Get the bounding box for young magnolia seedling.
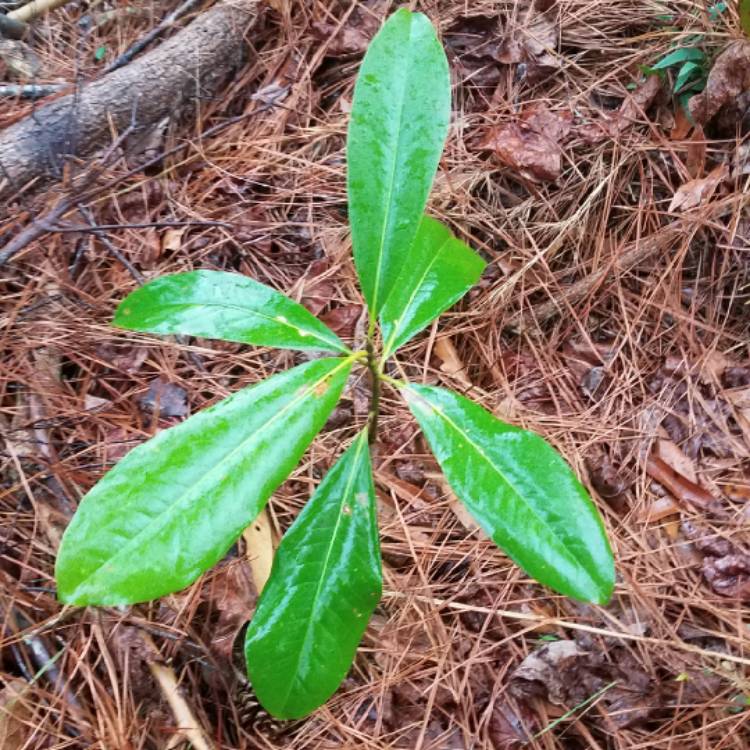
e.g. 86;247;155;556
56;9;614;721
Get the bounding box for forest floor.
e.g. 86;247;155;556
0;1;748;748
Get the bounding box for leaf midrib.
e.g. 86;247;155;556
277;432;370;714
409;387;598;588
73;359;352;595
121;300;345;352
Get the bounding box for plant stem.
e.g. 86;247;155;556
365;339;381;445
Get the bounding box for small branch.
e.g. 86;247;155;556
104;0;203;74
47;219;231;233
0;13;28;39
0;83;66;98
76;204;144;284
149;661;215;750
7;0;73;23
0;194;76;265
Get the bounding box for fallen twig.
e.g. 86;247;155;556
0;83;65;98
104;0;204;74
0;12;28;38
7;0;73;23
147;654;215;750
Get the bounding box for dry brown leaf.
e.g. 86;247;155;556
646;454;719;512
434;336;472;386
668;163;728;213
479;107;571;182
702;554;750;600
725;483;750;502
161;227;186;253
205;561;257;663
669;107;692;139
480;123;562;181
655;438;697;483
685;125;706;178
511;640;588;705
689;40;750;125
139;378;188;418
488;698;534;749
241;506;277;594
312;11;380;57
319;303;363;339
644;496;681;523
581;75;661;144
510;640;661;729
0;679;32;749
495;1;559;75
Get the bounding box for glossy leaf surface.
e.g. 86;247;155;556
379;216;485;359
245;430;381;719
56;358;353;605
403;384;614;604
651;47;705;70
347;8;450;316
113;270;348;353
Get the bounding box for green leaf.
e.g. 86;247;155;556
709;1;728;22
113;270;348;354
741;0;750;37
55;357;353;605
347;8;451;317
673;62;703;93
379;216;485;360
245;429;381;719
651;47;705;71
403;384;614;604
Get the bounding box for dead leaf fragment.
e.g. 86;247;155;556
205;562;257;663
656;439;697;483
581;75;661;144
139;378;188;418
702;554;750;600
495;1;559;77
312;11;380;57
319;304;362;339
434;336;472;386
510;640;661;728
511;640;588;705
689;41;750;126
681;521;750;599
646;454;719;512
644;496;681;523
668;164;728;213
488;698;534;749
161;227;186;253
479;107;572;182
241;507;277;594
0;679;32;749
